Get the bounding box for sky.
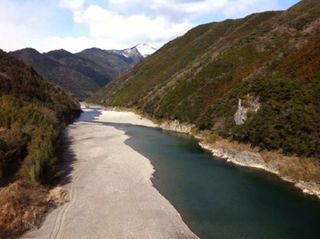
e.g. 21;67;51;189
0;0;300;53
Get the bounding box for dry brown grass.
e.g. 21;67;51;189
277;157;320;183
0;180;49;239
208;137;260;153
255;150;320;183
197;130;221;144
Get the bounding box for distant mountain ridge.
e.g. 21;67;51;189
10;43;156;99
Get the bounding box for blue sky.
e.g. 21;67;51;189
0;0;300;52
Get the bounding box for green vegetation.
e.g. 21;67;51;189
211;77;320;157
91;0;320;158
0;50;80;185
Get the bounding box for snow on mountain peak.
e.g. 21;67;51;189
112;43;157;58
121;47;140;58
135;43;157;57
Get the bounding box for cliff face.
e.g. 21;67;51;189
234;99;248;126
234;96;260;125
160;120;194;134
91;0;320;158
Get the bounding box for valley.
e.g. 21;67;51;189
22;107;320;239
1;0;320;238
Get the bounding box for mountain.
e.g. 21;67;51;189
10;45;147;99
76;47;142;78
0;50;80;237
135;43;157;57
45;49;108;87
10;48;101;99
91;0;320;159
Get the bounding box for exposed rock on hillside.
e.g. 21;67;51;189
234;96;260;125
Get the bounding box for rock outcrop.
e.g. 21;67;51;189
199;142;279;174
160;120;194;134
234;99;248;125
234;96;260;125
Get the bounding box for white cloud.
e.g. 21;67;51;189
56;0;282;51
74;5;191;48
0;0;294;53
0;0;57;52
108;0;281;20
55;1;193;51
59;0;84;12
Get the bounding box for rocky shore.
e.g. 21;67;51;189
198;141;320;199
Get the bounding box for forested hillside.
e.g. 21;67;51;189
91;0;320;158
0;50;81;237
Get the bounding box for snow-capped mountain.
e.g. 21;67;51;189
121;47;141;58
111;43;157;59
135;43;157;57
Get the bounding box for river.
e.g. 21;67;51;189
122;121;320;239
22;108;320;239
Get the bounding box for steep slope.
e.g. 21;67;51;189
91;0;320;158
0;50;80;237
